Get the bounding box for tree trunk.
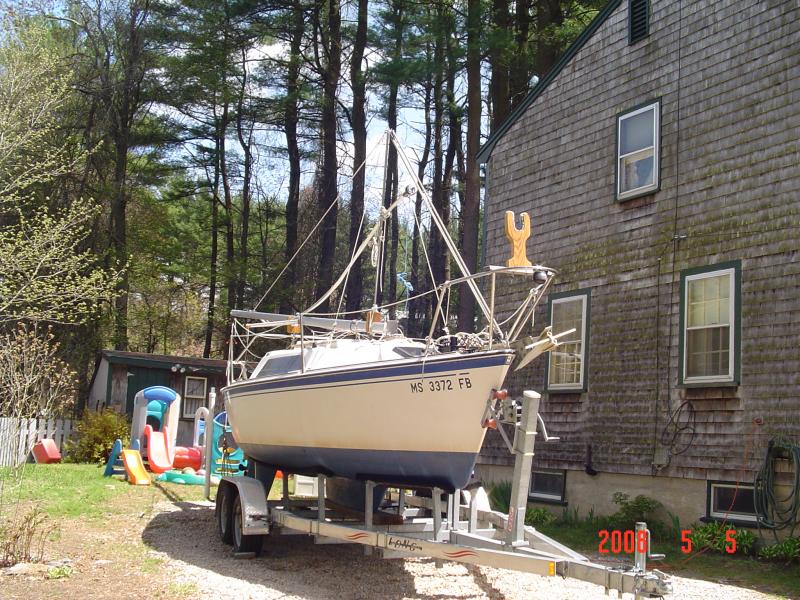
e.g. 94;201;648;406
534;0;564;78
381;0;402;317
460;0;482;331
235;47;252;311
220;100;235;320
314;0;341;313
204;128;221;358
345;0;369;313
510;0;531;108
428;6;447;301
282;0;304;313
111;133;129;350
408;75;432;337
441;27;459;294
489;0;511;131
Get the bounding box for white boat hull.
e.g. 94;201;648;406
223;350;513;490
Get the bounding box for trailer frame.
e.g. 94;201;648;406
210;389;672;599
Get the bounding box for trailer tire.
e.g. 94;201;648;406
216;484;234;545
232;494;263;555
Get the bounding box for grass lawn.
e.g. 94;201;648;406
537;520;800;599
0;463;209;519
0;463;292;599
0;463;290;520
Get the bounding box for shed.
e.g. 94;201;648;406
88;350;227;446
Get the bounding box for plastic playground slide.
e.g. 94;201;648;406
121;449;151;485
143;425;174;474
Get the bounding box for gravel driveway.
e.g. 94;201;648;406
142;501;783;600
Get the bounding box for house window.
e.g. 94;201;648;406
547;290;590;391
183;376;207;419
706;481;757;524
529;470;566;503
629;0;649;44
680;262;740;385
616;101;659;200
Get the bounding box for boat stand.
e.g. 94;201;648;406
216;390;671;598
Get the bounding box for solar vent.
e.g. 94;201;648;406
629;0;649;44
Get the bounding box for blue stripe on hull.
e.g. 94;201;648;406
239;444;478;492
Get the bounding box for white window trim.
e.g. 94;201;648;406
183;376;207;418
683;268;736;384
617;102;660;200
529;470;565;502
548;294;588;391
709;482;757;523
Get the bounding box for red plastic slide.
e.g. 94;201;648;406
143;425;174;474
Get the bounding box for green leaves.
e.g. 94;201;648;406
0;200;120;325
63;410;130;464
0;19;119;326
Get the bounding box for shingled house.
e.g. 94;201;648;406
476;0;799;525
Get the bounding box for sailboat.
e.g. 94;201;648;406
222;130;565;492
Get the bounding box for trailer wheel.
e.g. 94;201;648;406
216;484;234;545
232;494;263;555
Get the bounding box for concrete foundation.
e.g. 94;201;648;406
475;465;708;527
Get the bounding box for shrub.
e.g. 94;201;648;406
558;506;582;526
488;481;512;513
665;510;683;543
758;537;800;563
0;507;55;567
486;482;556;527
525;507;556;527
608;493;663;531
64;409;129;464
689;522;756;556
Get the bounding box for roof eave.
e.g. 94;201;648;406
101;350;227;373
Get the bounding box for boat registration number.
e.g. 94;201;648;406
410;377;471;393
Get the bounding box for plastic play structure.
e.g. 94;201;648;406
32;439;61;463
130;386;181;473
105;385;211;485
121;448;151;485
209;411;247;477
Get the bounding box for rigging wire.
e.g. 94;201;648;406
254;131;389;310
410;189;443;318
254;185;341;309
304;287;440;317
334;194;370;319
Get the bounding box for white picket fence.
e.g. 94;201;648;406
0;417;73;467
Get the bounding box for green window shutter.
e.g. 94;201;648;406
629;0;649;44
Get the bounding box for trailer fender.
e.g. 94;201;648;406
218;476;271;536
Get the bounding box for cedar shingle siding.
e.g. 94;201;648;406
481;0;799;483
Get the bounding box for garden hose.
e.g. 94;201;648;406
753;439;800;536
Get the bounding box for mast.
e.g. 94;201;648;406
388;131;499;335
302;129;501;339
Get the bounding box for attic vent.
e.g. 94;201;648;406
629;0;649;44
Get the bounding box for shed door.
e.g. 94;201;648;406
125;367;172;415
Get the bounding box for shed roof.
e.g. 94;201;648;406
476;0;622;164
101;350;227;374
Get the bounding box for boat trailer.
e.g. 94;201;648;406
212;390;672;599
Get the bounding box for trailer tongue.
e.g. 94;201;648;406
209;388;672;599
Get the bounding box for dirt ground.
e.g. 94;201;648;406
1;496;790;600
